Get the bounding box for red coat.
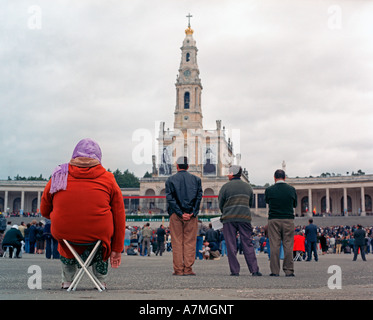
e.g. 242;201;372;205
41;164;125;261
293;234;306;252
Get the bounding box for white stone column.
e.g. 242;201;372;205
308;189;312;217
326;188;330;215
361;187;366;216
37;191;41;214
255;193;258;210
4;191;8;214
21;191;25;213
343;188;348;216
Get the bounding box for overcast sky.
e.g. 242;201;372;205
1;0;373;186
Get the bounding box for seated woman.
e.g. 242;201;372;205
41;138;125;289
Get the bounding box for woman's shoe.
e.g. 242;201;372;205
61;282;71;289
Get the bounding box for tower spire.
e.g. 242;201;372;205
185;13;194;35
186;13;193;28
174;15;203;130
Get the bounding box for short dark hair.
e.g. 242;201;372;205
176;156;189;170
309;219;313;224
229;165;242;178
274;169;286;180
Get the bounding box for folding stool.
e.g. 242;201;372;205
293;250;303;261
2;245;14;258
62;239;106;292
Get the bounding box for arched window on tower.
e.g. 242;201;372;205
186;52;190;62
184;92;190;109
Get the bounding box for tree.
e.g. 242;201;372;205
10;174;47;181
111;169;140;188
352;169;365;176
143;171;152;178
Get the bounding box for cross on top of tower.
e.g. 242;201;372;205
186;13;193;27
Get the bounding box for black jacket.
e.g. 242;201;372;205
165;170;203;217
205;228;219;243
353;228;366;246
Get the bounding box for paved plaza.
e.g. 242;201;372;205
1;249;372;301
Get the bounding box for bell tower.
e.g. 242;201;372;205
174;14;203;131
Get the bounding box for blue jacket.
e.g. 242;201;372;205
28;225;38;242
305;223;318;242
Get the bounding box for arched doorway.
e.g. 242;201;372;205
340;195;352;214
203;188;216;212
321;196;332;214
13;198;21;213
159;189;166;213
301;196;309;214
363;195;372;214
144;189;156;213
32;198;38;213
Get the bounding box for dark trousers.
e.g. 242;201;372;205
29;241;36;253
306;241;318;261
353;245;366;261
2;243;21;258
45;237;60;259
196;236;203;260
155;241;165;256
223;221;259;275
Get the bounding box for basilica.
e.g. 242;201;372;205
138;19;246;215
1;19;372;218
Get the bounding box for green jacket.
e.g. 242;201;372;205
218;178;253;224
3;228;24;246
265;181;297;220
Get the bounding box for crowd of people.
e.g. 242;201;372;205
2;140;371;292
2;213;372;262
0;217;59;258
122;220;373;263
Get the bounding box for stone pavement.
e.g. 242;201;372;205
1;250;372;301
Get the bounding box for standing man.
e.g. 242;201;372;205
166;156;203;276
265;169;297;277
305;219;319;261
155;225;166;256
141;223;153;256
205;223;219;244
353;224;367;261
219;165;262;276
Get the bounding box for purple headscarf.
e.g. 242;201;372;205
49;138;102;194
71;138;102;162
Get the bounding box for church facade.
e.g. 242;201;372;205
138;21;246;215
